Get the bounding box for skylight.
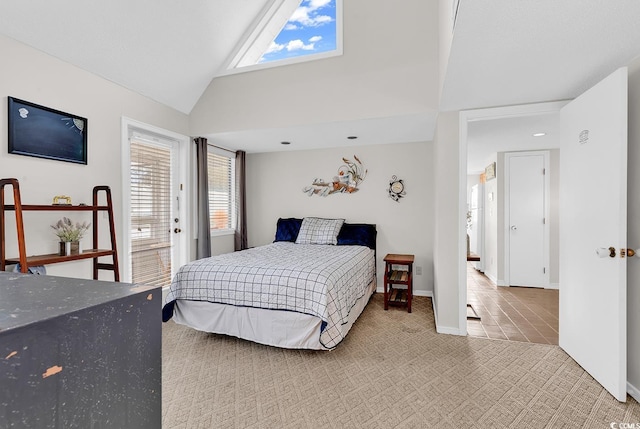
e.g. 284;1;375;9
225;0;341;73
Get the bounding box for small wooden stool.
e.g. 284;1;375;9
383;253;414;313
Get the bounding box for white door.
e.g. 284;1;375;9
129;134;182;287
507;153;548;287
559;67;627;401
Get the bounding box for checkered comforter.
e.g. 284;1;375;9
163;242;376;349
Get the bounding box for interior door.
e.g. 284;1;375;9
508;153;547;287
559;67;627;401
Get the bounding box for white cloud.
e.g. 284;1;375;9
290;9;333;27
284;23;298;31
289;0;334;27
286;39;316;51
309;36;322;43
265;41;285;54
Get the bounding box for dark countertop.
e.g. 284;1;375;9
0;271;158;332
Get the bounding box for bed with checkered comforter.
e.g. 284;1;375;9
162;242;376;349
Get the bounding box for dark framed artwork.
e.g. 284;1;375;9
7;97;87;165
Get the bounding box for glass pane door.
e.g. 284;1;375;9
130;138;173;287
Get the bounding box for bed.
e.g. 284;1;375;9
162;217;377;350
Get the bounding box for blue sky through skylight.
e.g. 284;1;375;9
259;0;337;64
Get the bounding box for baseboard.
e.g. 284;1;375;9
375;288;433;298
628;381;640;403
436;324;465;335
431;298;465;335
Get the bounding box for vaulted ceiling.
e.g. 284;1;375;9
1;0;639;154
0;0;273;114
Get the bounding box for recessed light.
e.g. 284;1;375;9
533;132;546;137
280;141;291;145
347;136;358;140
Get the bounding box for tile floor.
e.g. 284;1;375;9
466;263;559;344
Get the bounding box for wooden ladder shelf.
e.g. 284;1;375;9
0;178;120;281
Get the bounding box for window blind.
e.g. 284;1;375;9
130;139;173;287
207;151;235;230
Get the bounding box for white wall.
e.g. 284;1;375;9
433;111;463;333
0;35;189;280
190;0;439;135
246;142;434;294
626;56;640;398
438;0;457;101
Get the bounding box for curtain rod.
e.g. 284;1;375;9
210;144;236;154
194;137;236;154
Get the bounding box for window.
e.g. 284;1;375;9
207;148;235;232
224;0;342;74
130;137;174;287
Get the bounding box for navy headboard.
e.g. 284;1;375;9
274;217;377;250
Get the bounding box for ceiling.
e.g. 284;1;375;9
0;0;272;114
1;0;639;154
466;113;560;174
442;0;640;111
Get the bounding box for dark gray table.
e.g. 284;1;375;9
0;272;161;428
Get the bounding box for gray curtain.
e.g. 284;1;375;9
234;150;248;251
195;137;211;259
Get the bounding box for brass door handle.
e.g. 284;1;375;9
596;247;640;258
620;248;639;258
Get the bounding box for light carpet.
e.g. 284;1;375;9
162;295;640;428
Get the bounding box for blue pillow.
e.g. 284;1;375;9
274;218;303;242
337;223;377;249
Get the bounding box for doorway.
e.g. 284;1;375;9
121;117;190;287
462;102;564;344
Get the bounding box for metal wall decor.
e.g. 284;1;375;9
388;175;405;202
303;155;367;197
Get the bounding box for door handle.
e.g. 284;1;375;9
174;228;182;234
620;248;639;258
510;225;517;230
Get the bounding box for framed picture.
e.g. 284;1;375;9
485;162;496;180
8;97;87;165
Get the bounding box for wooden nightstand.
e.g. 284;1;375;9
383;253;414;313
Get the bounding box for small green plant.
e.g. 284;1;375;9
51;217;90;242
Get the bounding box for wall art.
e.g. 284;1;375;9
8;97;87;165
388;175;406;202
485;162;496;180
303;155;367;197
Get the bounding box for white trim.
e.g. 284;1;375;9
459;102;568;336
218;0;343;77
503;150;551;288
628;381;640;403
375;288;432;298
547;282;559;290
431;292;466;336
121;117;190;283
414;289;433;297
437;325;466;336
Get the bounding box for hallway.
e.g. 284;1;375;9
466;263;558;344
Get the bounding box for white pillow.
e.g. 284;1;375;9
295;217;345;245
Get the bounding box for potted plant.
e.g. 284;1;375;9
51;217;91;255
